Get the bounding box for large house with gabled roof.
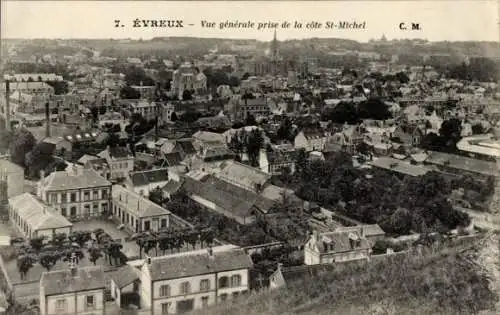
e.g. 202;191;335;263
138;245;252;314
37;167;112;219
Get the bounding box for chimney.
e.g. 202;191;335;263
45;102;50;137
5;81;10;131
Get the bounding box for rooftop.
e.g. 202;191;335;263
148;245;252;281
41;168;111;191
112;185;171;218
40;266;106;296
9;193;72;231
130;168;169;187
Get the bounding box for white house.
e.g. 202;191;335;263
304;229;372;265
294;130;329;152
40;264;106;315
139;245;253;314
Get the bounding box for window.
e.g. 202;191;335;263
50;193;58;203
102;189;108;199
61;207;67;217
161;302;171;315
93;203;99;215
201;296;209;307
160;284;171;297
93;190;99;200
70;207;77;216
61;193;67;203
219;294;228;302
84;205;90;216
232;292;239;300
70;192;77;202
84;191;90;201
230;275;241;287
102;203;108;213
144;220;150;231
200;279;210;291
86;295;95;309
56;299;67;312
161;219;167;228
180;281;191;294
218;276;229;288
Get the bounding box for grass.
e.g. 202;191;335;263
194;238;498;315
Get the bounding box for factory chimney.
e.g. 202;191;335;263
45;102;50;137
5;81;10;131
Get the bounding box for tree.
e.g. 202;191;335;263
9;129;36;167
120;86;141;99
182;89;193;101
69;231;92;248
471;123;485;135
29;237;45;253
39;252;60;272
277;117;295;142
17;255;34;280
439;118;462;152
245;114;257;126
295;148;308;174
245;129;264;167
88;246;103;265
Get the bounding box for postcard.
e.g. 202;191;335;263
0;1;499;315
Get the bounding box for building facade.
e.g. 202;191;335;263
139;245;252;315
37;167;112;219
40;265;106;315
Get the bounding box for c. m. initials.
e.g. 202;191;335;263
399;22;421;31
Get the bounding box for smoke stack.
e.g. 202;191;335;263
5;81;10;131
45;102;50;137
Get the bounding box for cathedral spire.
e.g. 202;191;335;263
271;30;278;59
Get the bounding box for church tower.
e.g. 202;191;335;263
271;30;280;76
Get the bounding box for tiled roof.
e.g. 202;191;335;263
163;152;183;166
315;230;371;254
112;185;170;218
9;193;72;231
41;169;111;191
192;131;226;144
40;266;105;296
426;151;499;177
78;154;100;164
334;224;385;238
149;246;252;281
110;265;140;289
130;169;169;187
162;180;183;194
176;140;197;155
215;161;271;192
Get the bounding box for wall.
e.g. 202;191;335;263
46;292;76;315
152;273;217;314
75;289;104;315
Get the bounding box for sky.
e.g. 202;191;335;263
2;1;499;42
